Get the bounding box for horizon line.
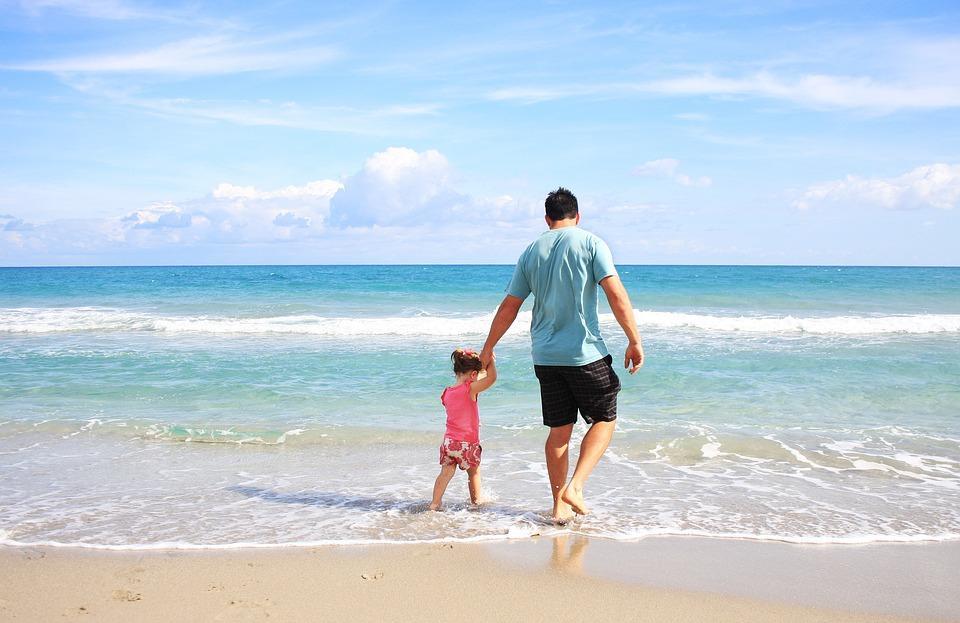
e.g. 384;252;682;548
1;263;958;269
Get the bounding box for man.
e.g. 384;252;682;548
480;187;643;522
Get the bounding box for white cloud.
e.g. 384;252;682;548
328;147;469;227
213;180;342;201
122;202;192;229
644;72;960;112
104;178;343;246
272;212;311;228
49;79;440;134
633;158;712;187
674;112;709;121
136;98;440;134
7;34;339;75
201;179;340;238
793;164;960;211
488;69;960;113
0;147;590;263
633;158;680;177
60;154;473;252
1;214;35;231
487;86;595;104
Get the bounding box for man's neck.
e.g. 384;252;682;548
548;219;578;230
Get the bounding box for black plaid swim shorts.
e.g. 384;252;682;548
534;354;621;427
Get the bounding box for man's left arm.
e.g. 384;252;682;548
600;275;644;374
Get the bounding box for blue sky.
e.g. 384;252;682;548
1;0;959;265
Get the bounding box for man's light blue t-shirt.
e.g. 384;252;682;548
506;227;618;366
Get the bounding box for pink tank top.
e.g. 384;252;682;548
441;381;480;444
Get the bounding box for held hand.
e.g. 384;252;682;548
480;347;495;369
624;343;644;375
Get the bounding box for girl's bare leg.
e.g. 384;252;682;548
466;466;482;504
429;464;457;510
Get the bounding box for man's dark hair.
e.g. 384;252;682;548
545;187;579;221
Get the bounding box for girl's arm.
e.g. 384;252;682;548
470;355;497;400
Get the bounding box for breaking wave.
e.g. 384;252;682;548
2;307;959;336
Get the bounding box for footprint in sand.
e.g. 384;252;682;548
214;598;273;621
112;589;142;602
22;549;46;561
360;570;384;581
114;566;146;585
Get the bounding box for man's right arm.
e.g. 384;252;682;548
480;295;524;368
599;275;644;374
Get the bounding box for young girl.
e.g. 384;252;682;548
428;348;497;511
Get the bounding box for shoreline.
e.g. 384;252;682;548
4;529;959;550
2;535;957;622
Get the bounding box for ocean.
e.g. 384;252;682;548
1;265;958;548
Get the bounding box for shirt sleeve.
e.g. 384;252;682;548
505;252;531;300
592;238;618;284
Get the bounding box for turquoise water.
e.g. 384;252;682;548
1;265;958;547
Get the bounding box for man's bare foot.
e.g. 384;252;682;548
552;498;574;524
561;485;589;516
428;502;441;511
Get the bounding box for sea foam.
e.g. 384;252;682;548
2;307;959;336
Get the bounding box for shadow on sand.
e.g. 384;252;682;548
228;485;554;524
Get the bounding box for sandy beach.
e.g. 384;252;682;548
2;536;957;622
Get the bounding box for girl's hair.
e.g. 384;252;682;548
451;348;483;375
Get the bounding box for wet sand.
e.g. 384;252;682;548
1;536;957;622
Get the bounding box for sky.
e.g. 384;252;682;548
1;0;959;266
